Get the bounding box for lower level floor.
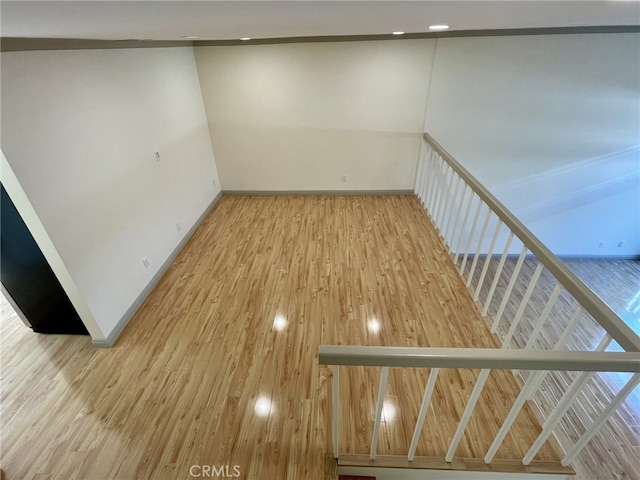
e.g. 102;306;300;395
1;195;635;479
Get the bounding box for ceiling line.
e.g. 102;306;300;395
2;25;639;53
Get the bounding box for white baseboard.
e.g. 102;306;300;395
92;191;223;347
222;189;413;196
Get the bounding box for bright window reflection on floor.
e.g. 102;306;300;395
382;402;396;422
254;396;273;417
273;314;287;332
367;318;381;334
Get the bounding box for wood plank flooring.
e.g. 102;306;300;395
1;195;563;479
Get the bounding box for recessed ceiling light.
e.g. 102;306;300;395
429;25;450;31
240;37;251;41
392;31;405;35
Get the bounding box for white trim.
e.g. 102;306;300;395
338;465;566;480
222;189;413;196
1;150;104;341
92;191;223;347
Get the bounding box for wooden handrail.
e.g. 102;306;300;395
319;345;640;372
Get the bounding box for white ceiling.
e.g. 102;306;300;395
1;1;639;41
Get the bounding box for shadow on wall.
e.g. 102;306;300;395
491;145;639;224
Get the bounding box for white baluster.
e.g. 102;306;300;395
408;368;440;461
453;192;476;264
561;373;640;466
474;219;503;301
420;147;433;203
443;176;462;248
430;157;445;223
523;334;612;465
428;151;441;215
484;370;547;463
466;209;492;288
449;185;469;255
426;152;441;217
553;307;584;351
435;164;454;232
332;365;339;459
524;283;563;350
482;232;514;317
524;306;584;402
445;369;491;462
491;245;528;334
459;201;484;275
502;262;544;347
370;366;390;460
414;147;425;196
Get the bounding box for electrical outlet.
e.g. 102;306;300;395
155;152;161;162
341;174;347;182
212;179;217;188
176;222;181;232
142;257;149;269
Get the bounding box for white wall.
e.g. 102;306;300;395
194;40;435;191
424;33;640;257
1;47;221;340
0;150;103;339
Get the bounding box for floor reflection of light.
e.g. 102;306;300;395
273;314;287;332
254;396;273;417
382;402;396;422
367;318;381;334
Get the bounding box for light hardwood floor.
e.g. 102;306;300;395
2;195;565;479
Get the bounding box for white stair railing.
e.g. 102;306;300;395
416;133;638;354
319;345;639;465
320;133;640;469
414;133;640;467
